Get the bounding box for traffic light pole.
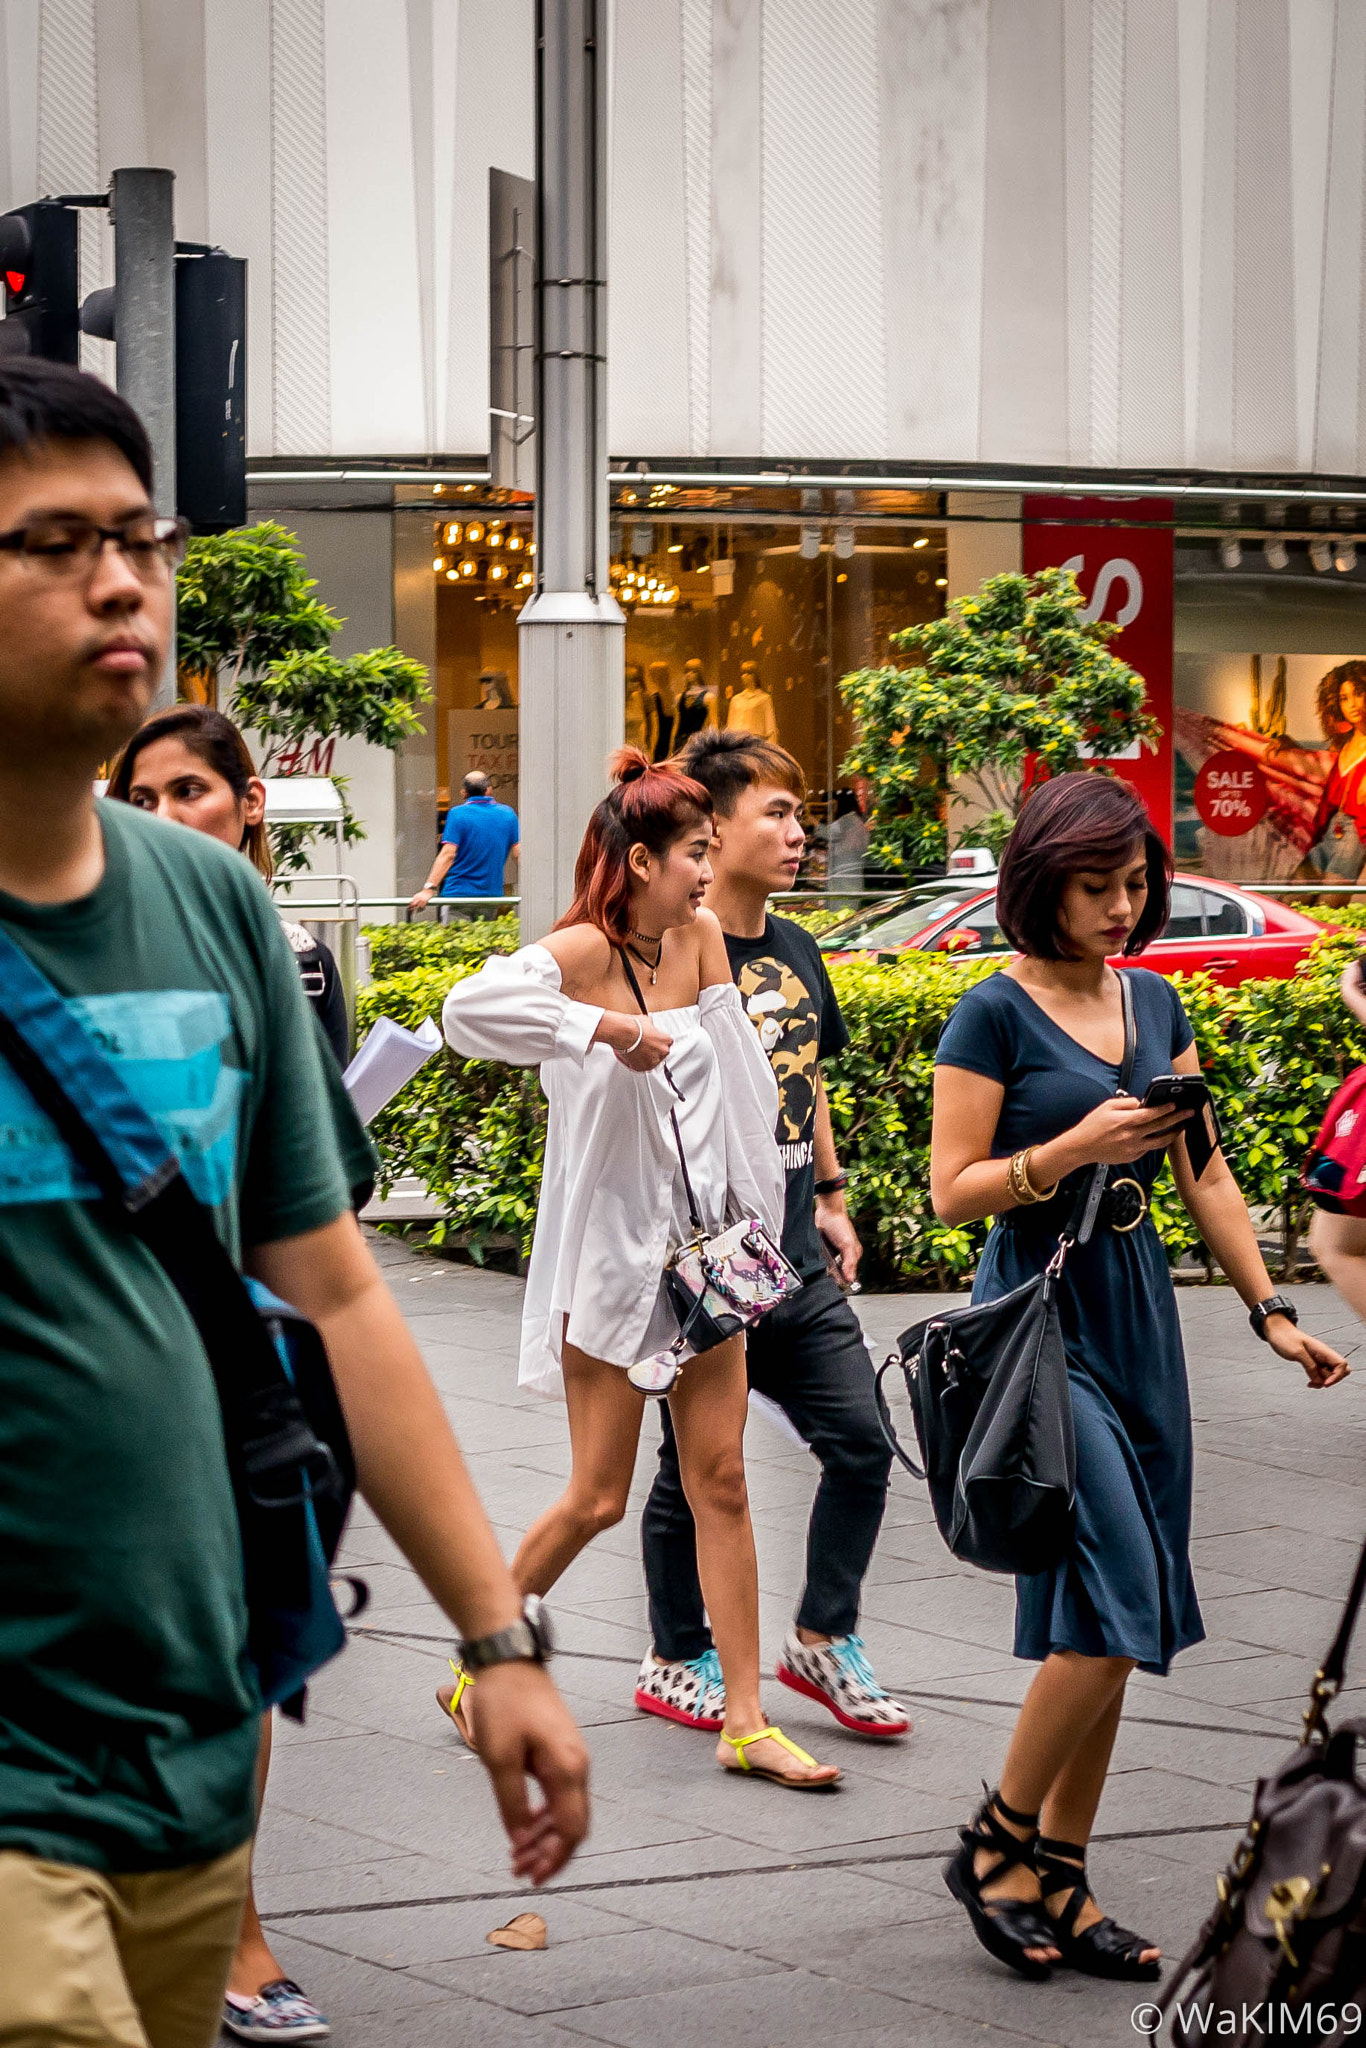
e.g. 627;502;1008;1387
515;0;623;938
112;168;177;708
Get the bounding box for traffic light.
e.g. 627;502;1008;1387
0;202;79;362
175;251;246;531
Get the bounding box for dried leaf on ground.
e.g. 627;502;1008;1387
486;1912;547;1951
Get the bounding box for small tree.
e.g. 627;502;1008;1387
176;523;431;872
839;568;1159;872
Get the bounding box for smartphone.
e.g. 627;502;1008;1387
1139;1074;1220;1180
1140;1074;1209;1114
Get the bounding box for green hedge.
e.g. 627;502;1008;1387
358;921;1366;1285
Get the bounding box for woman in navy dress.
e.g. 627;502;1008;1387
930;773;1348;1986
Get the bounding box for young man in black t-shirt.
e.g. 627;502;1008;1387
635;732;909;1740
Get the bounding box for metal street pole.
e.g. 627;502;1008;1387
516;0;623;938
112;167;177;709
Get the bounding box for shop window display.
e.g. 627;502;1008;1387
425;496;945;835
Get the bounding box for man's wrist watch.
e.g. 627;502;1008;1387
458;1595;555;1672
1250;1294;1299;1342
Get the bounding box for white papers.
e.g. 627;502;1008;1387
342;1015;443;1125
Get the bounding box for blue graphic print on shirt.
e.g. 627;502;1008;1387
0;989;243;1207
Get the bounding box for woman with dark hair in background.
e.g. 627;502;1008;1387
1306;660;1366;883
107;705;350;1067
107;705;354;2041
931;772;1347;1985
438;748;839;1789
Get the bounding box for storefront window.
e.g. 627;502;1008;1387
423;484;946;844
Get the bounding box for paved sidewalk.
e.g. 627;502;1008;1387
253;1237;1366;2048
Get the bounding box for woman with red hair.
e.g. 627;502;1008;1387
439;750;839;1789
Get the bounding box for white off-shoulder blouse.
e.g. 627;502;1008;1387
441;944;784;1397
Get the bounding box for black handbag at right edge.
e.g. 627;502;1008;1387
873;969;1137;1576
1156;1526;1366;2044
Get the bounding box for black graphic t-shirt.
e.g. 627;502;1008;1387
724;913;850;1279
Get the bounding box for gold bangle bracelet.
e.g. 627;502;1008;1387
1020;1149;1059;1203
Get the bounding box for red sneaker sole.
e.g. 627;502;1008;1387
775;1661;910;1738
634;1686;725;1732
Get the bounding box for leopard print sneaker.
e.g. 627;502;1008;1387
633;1646;726;1731
775;1631;911;1738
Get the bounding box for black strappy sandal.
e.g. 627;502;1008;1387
1033;1834;1161;1981
943;1788;1059;1982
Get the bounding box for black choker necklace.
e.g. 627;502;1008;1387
625;930;662;985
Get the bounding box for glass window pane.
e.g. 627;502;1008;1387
1201;890;1248;936
1163;884;1206;940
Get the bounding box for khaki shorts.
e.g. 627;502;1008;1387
0;1840;252;2048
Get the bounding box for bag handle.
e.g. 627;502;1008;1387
1066;967;1137;1250
617;946;707;1239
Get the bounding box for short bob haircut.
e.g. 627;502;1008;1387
554;747;712;945
106;704;273;880
996;771;1172;960
676;727;805;816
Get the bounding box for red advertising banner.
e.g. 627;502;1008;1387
1021;496;1174;840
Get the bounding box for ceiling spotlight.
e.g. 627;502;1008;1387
1310;539;1334;573
433;483;444;494
1267;502;1287;527
489;560;507;580
1264;537;1289;571
445;568;457;581
444;522;462;545
507;533;524;551
488;529;504;547
1336;505;1358;526
432;556;444;572
834;523;856;560
799;523;822;560
1336;541;1358;573
458;556;477;577
913;535;929;549
466;521;484;544
1219;537;1242;570
1219;502;1242;526
630;523;654;555
1311;504;1331;526
934;576;947;588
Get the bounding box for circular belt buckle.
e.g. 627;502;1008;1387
1108;1176;1148;1233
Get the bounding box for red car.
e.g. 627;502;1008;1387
820;875;1330;988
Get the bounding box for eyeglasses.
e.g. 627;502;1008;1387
0;513;190;581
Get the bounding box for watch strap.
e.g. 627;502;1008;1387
1250;1294;1298;1340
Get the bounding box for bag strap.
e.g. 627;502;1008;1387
1303;1522;1366;1742
617;946;706;1240
1066;968;1137;1250
0;926;334;1505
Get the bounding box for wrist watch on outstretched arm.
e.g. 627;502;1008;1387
458;1595;555;1671
1249;1294;1299;1342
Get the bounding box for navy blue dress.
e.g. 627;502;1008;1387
935;969;1205;1677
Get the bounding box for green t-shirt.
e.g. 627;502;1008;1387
0;801;376;1874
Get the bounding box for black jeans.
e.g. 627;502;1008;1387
641;1274;892;1660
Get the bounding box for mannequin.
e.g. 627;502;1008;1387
647;661;675;761
727;660;778;741
624;663;649;750
672;657;718;744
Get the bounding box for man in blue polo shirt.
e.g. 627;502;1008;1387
410;771;519;915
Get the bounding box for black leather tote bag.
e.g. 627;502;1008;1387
874;971;1136;1577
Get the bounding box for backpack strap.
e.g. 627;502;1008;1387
0;926;338;1585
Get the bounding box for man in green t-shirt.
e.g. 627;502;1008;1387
0;360;589;2047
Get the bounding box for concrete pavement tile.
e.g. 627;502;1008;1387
254;1851;463;1915
573;1865;929;1956
422;1927;780;2014
1190;1526;1363;1599
1195;1586;1345;1659
278;1892;640;1968
805;1914;1158;2046
548;1969;916;2047
254;1930;449;2017
251;1810;427;1878
1087;1766;1245;1835
373;2006;600;2048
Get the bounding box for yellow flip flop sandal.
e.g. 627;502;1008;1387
720;1725;841;1790
439;1658;475;1746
